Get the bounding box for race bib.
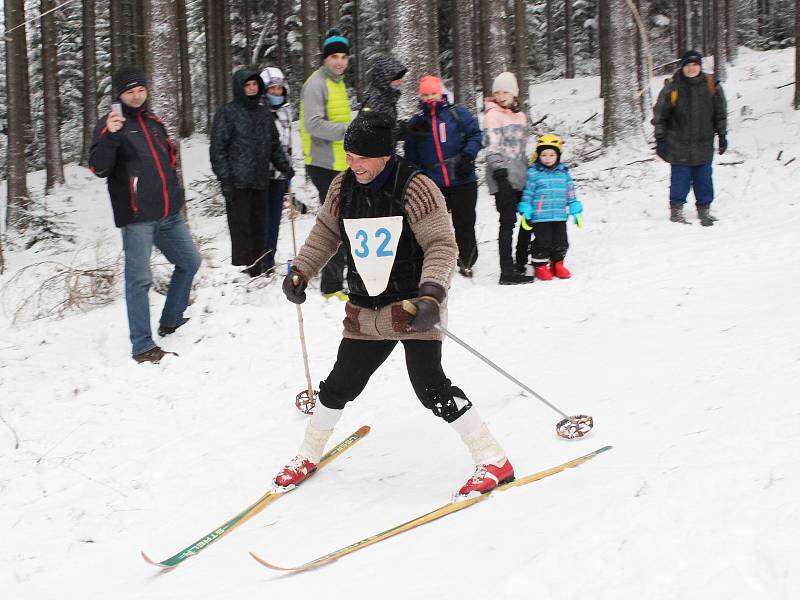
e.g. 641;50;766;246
343;216;403;296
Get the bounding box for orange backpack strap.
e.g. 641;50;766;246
705;73;717;97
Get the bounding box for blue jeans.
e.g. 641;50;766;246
121;213;202;356
264;179;287;270
670;163;714;207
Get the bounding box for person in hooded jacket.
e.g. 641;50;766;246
403;75;482;278
360;54;407;128
260;66;294;275
210;67;294;276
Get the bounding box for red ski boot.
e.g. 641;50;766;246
455;459;515;499
533;264;553;281
273;456;317;490
551;260;571;279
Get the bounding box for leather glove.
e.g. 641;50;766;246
281;164;295;180
568;200;583;216
655;138;668;161
282;268;308;304
455;153;474;178
406;282;446;332
492;168;509;182
718;134;728;155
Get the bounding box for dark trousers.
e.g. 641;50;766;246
225;188;267;271
264;178;287;271
530;221;569;264
307;164;348;294
669;163;714;207
442;182;478;268
319;338;451;411
494;185;528;274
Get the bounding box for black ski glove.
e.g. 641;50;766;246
492;168;509;182
282;267;309;304
281;164;295;181
406;282;446;332
718;134;728;155
455;153;474;178
655;138;668;161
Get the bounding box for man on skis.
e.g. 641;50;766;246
277;111;514;498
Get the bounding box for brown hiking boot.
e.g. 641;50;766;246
133;346;172;364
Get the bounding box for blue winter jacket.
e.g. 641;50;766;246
518;162;579;223
403;99;482;188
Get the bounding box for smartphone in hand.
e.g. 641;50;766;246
111;102;122;115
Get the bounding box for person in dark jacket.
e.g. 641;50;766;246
89;66;202;364
210;67;294;275
652;50;728;226
403;75;482;277
360;54;407;123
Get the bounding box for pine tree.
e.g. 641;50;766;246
389;0;437;118
602;0;646;148
565;0;574;78
176;0;194;138
4;0;31;227
796;0;800;109
41;0;66;191
478;0;509;95
302;0;319;80
712;0;727;81
451;0;476;112
81;0;98;166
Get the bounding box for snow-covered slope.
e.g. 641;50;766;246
1;47;799;599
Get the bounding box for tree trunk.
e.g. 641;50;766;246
603;0;646;148
676;0;688;54
545;0;553;63
110;0;124;72
351;0;361;100
329;0;341;26
41;0;66;191
565;0;574;78
205;0;231;128
390;0;437;118
452;0;476;112
725;0;737;62
712;0;726;81
702;0;711;54
4;0;30;227
478;0;509;96
598;0;610;99
276;0;287;71
513;0;527;108
177;0;195;138
81;0;98;166
428;0;439;74
795;0;800;109
302;0;319;81
221;1;232;104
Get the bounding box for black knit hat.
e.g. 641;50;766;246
344;112;395;158
322;28;350;59
681;50;703;67
113;65;147;98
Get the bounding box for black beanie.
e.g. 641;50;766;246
344;111;395;158
681;50;703;67
113;66;147;98
322;28;350;59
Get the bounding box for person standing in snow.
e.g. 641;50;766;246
652;50;728;226
260;66;294;276
276;112;515;498
89;66;202;364
403;75;482;278
483;71;535;284
359;54;407;124
517;134;583;280
210;67;294;277
300;28;353;301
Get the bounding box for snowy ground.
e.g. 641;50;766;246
2;47;799;599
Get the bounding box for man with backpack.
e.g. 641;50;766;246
403;75;482;277
652;50;728;226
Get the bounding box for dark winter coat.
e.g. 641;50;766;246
360;54;407;123
403;99;482;189
209;68;292;190
652;69;727;166
89;104;184;228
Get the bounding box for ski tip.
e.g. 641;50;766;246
141;551;177;571
249;551;293;571
356;425;371;436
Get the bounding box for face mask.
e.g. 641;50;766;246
267;93;284;106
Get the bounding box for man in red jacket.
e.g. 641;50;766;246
90;66;202;363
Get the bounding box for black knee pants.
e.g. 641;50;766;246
225;188;267;269
442;182;478;268
319;338;471;422
307;165;348;293
530;221;569;264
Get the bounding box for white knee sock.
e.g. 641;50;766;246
298;403;343;463
457;417;507;467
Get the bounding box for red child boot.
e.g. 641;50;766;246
274;456;317;490
551;260;571;279
456;459;515;498
533;264;553;281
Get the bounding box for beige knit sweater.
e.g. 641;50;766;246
293;169;457;341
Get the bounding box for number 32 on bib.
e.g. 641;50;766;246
343;216;404;296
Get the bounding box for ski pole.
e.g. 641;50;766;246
401;300;593;439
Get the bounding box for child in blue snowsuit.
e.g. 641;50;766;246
517;134;583;280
